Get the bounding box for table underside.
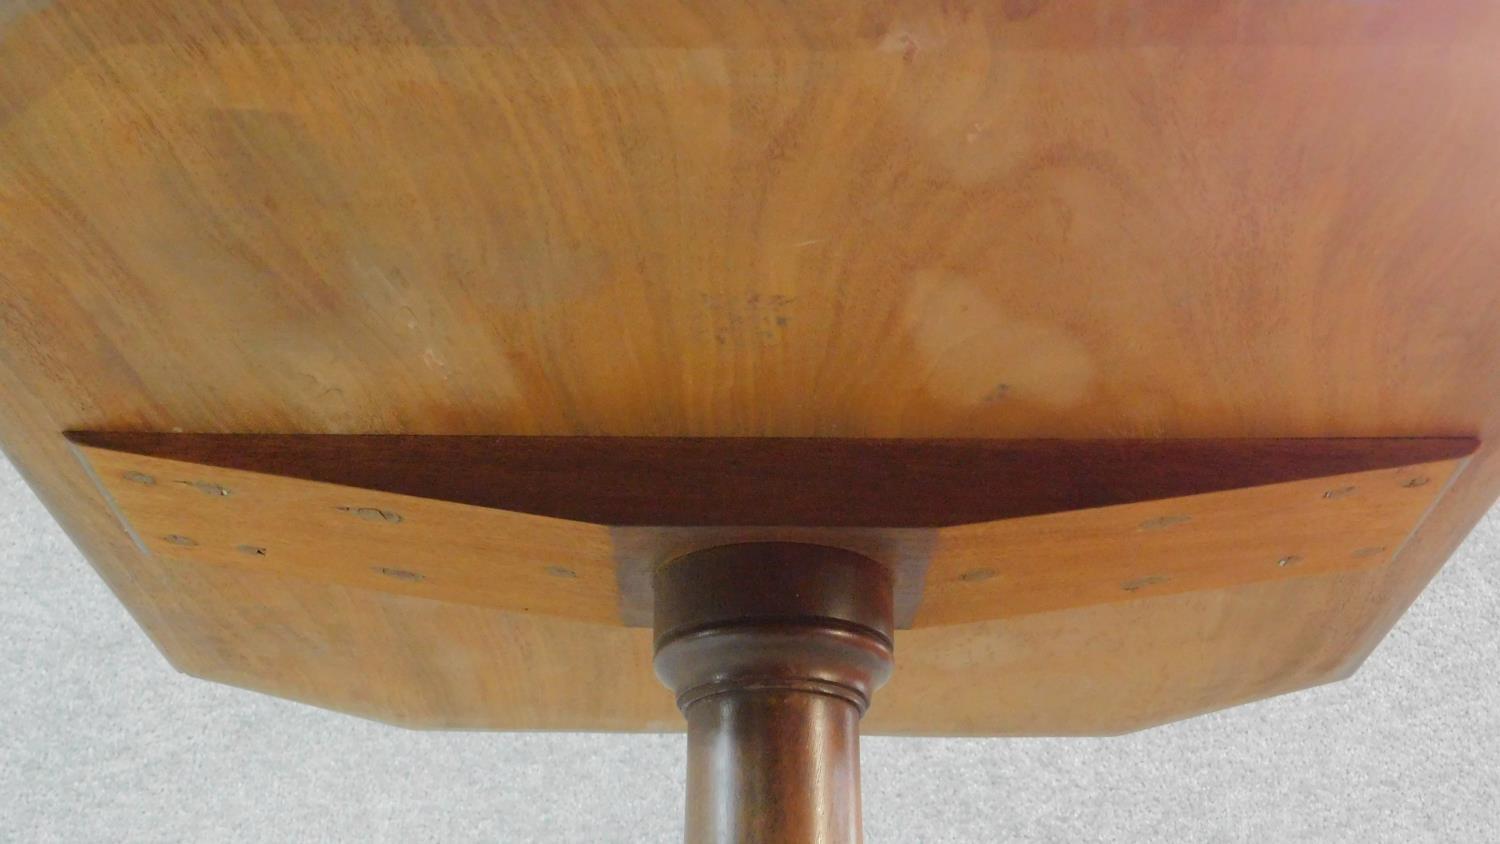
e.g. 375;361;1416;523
3;1;1499;734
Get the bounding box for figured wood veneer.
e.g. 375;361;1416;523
5;1;1500;735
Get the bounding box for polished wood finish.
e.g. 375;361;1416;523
70;439;1467;632
3;2;1500;737
653;544;895;645
655;545;893;843
685;691;863;844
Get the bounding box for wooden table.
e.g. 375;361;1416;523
4;3;1498;840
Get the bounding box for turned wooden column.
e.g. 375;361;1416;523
653;544;895;844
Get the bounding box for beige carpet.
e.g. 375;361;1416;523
2;454;1497;842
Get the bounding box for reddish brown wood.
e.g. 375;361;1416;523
63;432;1477;528
684;690;863;844
653;544;894;647
653;544;894;843
71;438;1472;634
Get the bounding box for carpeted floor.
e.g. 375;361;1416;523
2;453;1497;842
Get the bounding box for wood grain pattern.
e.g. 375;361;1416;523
76;444;621;626
3;1;1500;735
65;431;1477;527
73;440;1468;630
920;458;1465;625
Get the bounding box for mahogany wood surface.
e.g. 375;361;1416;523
3;2;1500;734
65;432;1477;527
654;544;894;844
684;690;863;844
73;437;1469;630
